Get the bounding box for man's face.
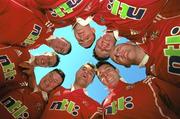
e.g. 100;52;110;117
35;55;57;67
97;64;119;89
50;38;71;54
95;34;116;58
74;24;95;48
110;44;137;67
75;64;95;88
39;71;63;92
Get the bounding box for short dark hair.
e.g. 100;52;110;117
61;41;72;55
51;54;60;67
83;63;95;82
93;48;109;61
96;61;116;71
83;33;96;49
52;69;65;86
86;62;95;69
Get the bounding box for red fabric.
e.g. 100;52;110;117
0;0;53;49
159;0;180;18
33;0;66;8
103;79;179;119
0;87;45;119
139;16;180;88
42;88;101;119
40;0;100;27
0;47;30;83
93;0;179;43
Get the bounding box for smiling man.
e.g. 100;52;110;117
92;0;180;60
74;23;96;48
94;33;116;60
0;47;60;84
96;61;180;118
30;52;59;67
110;16;180;88
18;0;100;48
0;62;65;119
41;63;103;119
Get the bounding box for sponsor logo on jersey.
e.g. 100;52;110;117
107;0;146;20
164;26;180;75
0;55;16;80
21;24;42;47
105;96;134;115
49;0;82;17
50;99;80;116
0;96;29;119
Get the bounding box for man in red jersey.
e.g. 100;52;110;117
92;0;180;59
0;0;71;55
110;16;180;88
96;61;180;118
41;63;103;119
0;46;60;84
15;0;99;48
0;62;65;119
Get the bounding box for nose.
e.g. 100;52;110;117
101;40;109;49
114;50;121;57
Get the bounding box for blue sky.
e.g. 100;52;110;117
30;21;146;103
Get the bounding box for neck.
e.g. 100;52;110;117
134;46;146;65
73;83;84;90
46;40;52;47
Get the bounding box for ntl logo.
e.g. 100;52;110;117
22;24;42;46
107;0;146;20
164;26;180;75
0;96;29;119
105;96;134;115
49;0;82;17
50;99;80;116
0;55;16;80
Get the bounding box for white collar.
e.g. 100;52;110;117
138;54;149;67
76;16;93;26
28;55;35;63
33;86;48;102
45;35;56;41
41;91;48;102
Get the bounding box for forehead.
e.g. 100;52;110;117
115;44;132;50
98;64;114;72
50;71;61;79
80;64;94;72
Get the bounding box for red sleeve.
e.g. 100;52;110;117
0;80;27;99
138;39;156;58
33;0;66;8
0;0;8;13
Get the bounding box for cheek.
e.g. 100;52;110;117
48;82;57;89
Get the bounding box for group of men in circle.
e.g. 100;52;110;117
0;0;180;119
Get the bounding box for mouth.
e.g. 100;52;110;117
81;73;88;79
116;49;128;61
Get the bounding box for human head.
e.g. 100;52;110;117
47;37;71;55
74;23;95;48
110;43;146;67
74;63;96;89
94;33;116;60
34;52;60;67
39;69;65;93
96;61;120;89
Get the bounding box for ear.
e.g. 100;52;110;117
91;27;96;33
115;69;119;74
115;68;122;77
